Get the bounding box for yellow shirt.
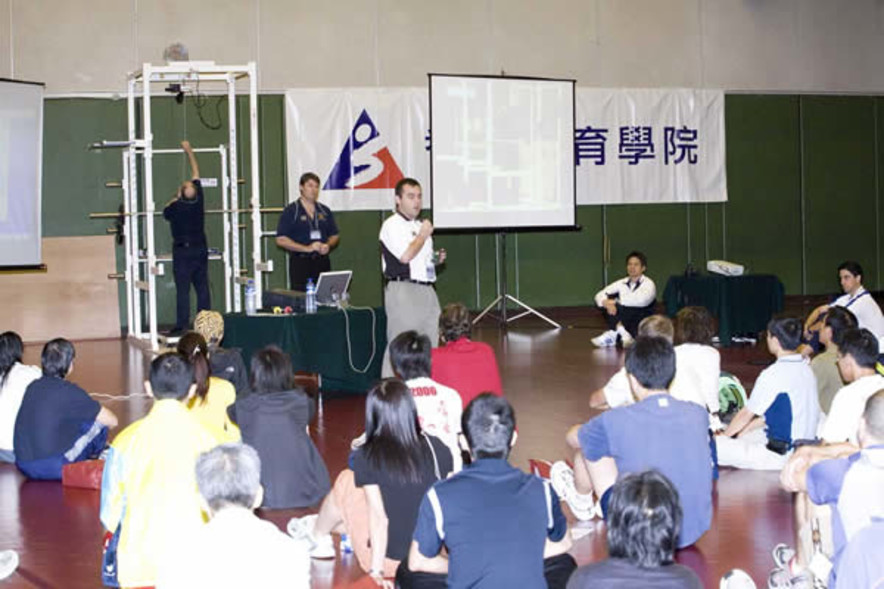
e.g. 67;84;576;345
100;399;217;588
187;376;241;443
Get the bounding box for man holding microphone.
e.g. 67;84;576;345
275;172;340;291
379;178;446;377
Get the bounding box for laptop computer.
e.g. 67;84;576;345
315;270;353;306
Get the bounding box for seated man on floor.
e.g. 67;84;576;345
157;443;310;588
560;336;713;547
399;394;575;589
13;338;118;480
778;390;884;588
592;251;657;348
566;470;702;589
716;318;820;471
100;352;217;589
810;307;857;418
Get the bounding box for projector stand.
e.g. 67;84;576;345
472;232;561;330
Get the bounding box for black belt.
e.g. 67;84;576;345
385;277;434;287
174;241;206;248
766;439;791;456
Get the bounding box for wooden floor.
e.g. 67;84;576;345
0;310;793;588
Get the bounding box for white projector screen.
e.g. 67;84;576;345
429;74;576;231
0;79;43;267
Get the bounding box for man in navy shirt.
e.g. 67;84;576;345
563;336;713;548
163;140;209;333
399;394;575;589
13;339;118;480
275;172;340;291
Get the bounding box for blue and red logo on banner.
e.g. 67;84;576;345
324;109;404;190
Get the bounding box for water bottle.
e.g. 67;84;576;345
305;278;317;314
245;280;257;316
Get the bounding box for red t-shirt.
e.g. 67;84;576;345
431;338;503;408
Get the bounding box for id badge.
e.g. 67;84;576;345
310;230;321;240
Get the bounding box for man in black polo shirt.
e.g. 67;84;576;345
399;394;576;589
163;140;209;333
275;172;340;291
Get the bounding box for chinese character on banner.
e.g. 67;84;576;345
425;130;431;152
664;126;699;165
618;126;655;165
574;126;609;166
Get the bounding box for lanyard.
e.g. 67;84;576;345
844;289;870;309
296;200;321;233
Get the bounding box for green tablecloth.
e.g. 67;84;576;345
663;274;785;346
223;307;386;394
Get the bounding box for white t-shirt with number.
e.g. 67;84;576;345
406;377;463;472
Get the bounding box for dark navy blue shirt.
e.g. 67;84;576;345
275;199;338;256
413;458;567;589
163;179;206;246
13;376;100;461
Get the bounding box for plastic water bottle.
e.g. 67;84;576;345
305;278;317;314
245;280;257;316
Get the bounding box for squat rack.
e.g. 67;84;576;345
91;61;274;351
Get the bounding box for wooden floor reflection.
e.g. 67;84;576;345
0;310;792;588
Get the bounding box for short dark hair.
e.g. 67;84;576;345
299;172;320;186
626;251;648;268
149;352;195;400
838;260;864;281
767;317;803;351
41;338;75;379
390;331;432;380
607;470;682;568
0;331;24;388
395;177;420;197
625;337;676;391
250;346;295;394
674;306;715;345
863;390;884;440
177;332;210;402
462;393;515;459
823;306;858;348
839;328;880;369
196;443;262;512
440;303;472;343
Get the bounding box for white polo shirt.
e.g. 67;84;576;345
746;354;820;443
832;288;884;339
406;377;463;472
380;213;435;283
0;363;41;452
821;373;884;444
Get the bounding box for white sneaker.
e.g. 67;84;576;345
591;330;618;348
616;325;634;347
287;514;336;559
720;568;756;589
549;461;601;521
0;550;18;581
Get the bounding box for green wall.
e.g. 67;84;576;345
42;94;884;329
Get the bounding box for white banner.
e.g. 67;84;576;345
284;87;726;210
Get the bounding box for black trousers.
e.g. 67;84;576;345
173;244;210;330
395;553;577;589
602;303;656;337
288;254;331;292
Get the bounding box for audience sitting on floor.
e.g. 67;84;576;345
431;303;503;407
13;338;117;480
177;332;241;443
592;251;657;348
287;379;454;583
566;470;702;589
193;310;250;396
156;443;310;588
391;330;464;471
777;390;884;588
100;352;218;588
558;336;713;548
672;306;722;422
818;328;884;444
230;346;330;509
0;331;41;463
399;393;575;589
809;307;857;417
716;318;820;471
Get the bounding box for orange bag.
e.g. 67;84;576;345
62;459;105;490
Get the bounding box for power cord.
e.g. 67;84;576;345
340;305;378;374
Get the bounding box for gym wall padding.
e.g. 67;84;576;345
41;94;884;330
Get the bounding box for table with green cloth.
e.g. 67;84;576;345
223;307;386;394
663;274;785;346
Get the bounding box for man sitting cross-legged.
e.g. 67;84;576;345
560;336;713;548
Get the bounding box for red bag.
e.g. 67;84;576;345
62;459;105;490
